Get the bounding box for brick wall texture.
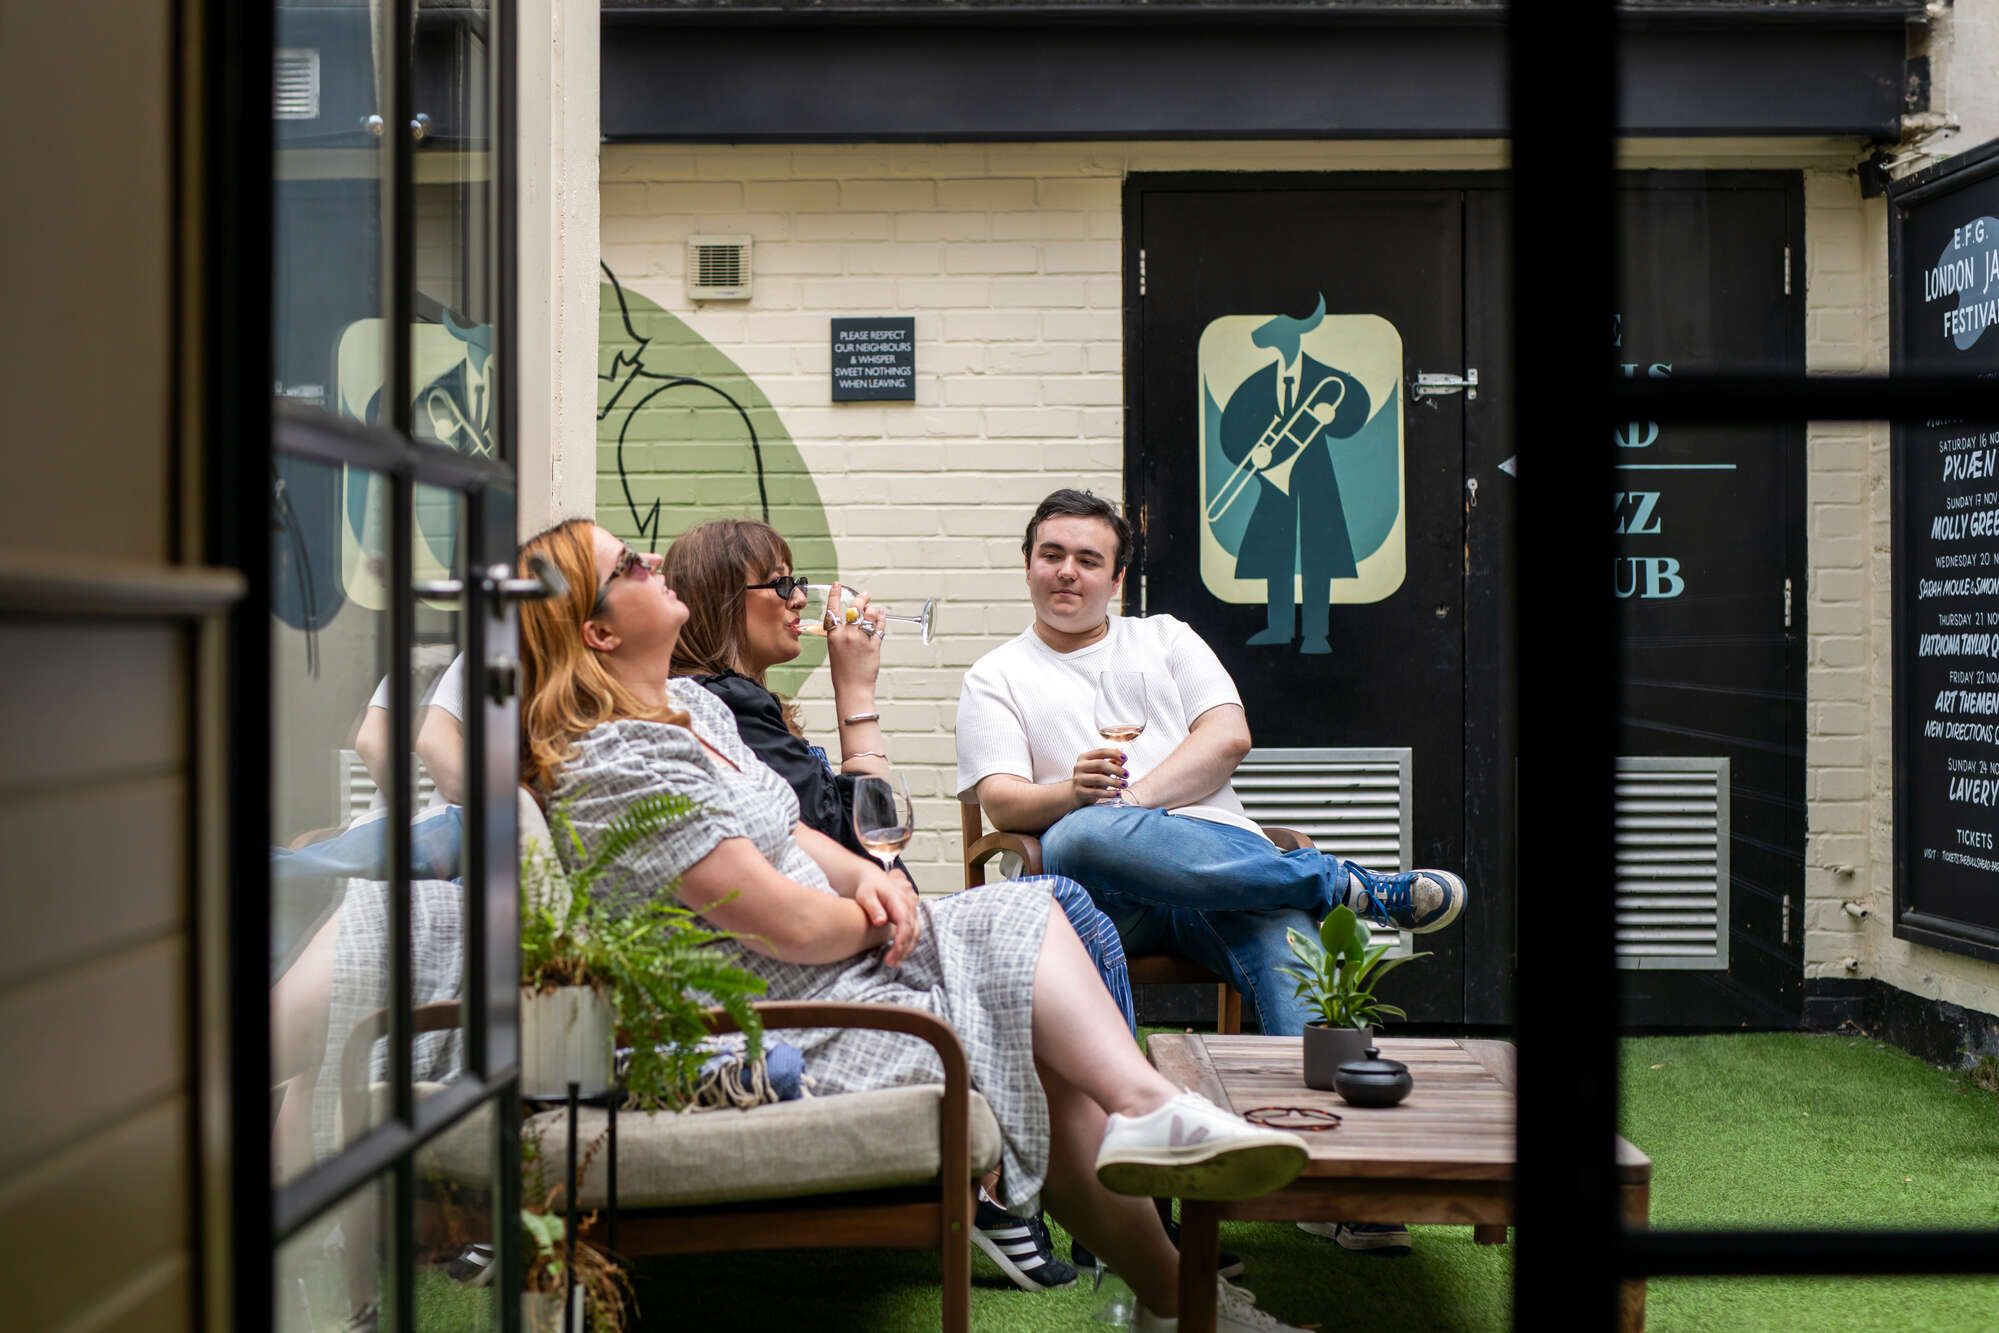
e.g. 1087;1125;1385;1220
601;139;1999;1018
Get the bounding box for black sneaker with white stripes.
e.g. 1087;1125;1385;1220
972;1192;1078;1291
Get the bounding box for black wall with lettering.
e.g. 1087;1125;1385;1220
1611;177;1807;1028
1892;140;1999;964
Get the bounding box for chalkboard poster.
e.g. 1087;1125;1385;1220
1891;137;1999;963
831;317;916;401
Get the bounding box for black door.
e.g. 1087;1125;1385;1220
1609;176;1808;1028
1128;179;1469;1022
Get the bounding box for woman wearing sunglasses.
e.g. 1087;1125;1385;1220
516;518;1310;1331
662;518;1155;1291
662;520;896;868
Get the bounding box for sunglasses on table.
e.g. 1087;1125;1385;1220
593;544;653;613
743;575;815;600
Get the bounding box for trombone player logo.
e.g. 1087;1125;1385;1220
1201;295;1406;653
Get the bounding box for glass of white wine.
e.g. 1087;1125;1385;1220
1093;671;1148;808
797;586;941;647
852;772;916;872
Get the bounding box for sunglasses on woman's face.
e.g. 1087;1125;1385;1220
743;575;813;601
593;545;651;613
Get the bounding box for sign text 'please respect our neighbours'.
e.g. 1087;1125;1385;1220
831;318;916;402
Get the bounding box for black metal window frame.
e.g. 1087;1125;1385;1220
1526;7;1999;1326
208;1;522;1329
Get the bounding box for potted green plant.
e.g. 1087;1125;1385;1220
1279;904;1430;1090
521;795;768;1109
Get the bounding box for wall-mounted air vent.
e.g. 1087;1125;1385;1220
339;749;438;824
1237;747;1414;957
274;48;322;121
1615;756;1730;971
686;235;753;300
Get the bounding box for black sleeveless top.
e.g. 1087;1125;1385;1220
689;671;912;884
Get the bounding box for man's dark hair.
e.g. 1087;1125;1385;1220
1021;488;1132;576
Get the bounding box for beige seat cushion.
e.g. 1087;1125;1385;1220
518;1086;1002;1210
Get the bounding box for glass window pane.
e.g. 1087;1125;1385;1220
411;0;498;458
415;1101;500;1332
413;483;472;1078
277;1172;391;1332
275;0;388;419
271;457;394;1186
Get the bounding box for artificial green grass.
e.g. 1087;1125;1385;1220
611;1034;1998;1331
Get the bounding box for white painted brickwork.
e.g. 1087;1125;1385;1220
602;136;1999;1018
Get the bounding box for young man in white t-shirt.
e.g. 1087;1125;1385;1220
957;490;1469;1258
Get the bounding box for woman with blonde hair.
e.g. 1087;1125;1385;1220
517;518;1309;1333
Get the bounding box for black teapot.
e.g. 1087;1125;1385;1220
1333;1046;1413;1108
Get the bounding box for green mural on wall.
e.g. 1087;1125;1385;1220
598;265;835;694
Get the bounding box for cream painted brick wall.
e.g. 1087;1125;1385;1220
603;135;1995;1027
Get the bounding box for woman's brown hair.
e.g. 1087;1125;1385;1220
516;518;688;791
663;518;807;736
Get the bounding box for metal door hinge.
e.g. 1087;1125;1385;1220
1138;569;1148;616
1413;369;1478;401
1783;245;1792;296
1781;893;1792;945
1783;576;1793;629
1138;249;1147;298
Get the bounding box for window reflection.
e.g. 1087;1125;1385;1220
270;458;393;1185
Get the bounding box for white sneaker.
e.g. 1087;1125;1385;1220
1133;1278;1308;1333
1096;1091;1309;1201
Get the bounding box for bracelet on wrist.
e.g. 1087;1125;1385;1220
843;750;888;764
840;711;881;726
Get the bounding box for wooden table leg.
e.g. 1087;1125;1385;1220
1619;1181;1650;1333
1177;1201;1221;1333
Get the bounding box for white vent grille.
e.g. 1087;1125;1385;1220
1237;747;1414;955
686;235;753;300
274;48;321;121
1615;756;1730;971
338;749;439;823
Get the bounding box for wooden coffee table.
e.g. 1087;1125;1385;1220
1147;1033;1651;1333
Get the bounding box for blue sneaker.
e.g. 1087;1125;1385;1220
1343;863;1466;933
973;1192;1078;1291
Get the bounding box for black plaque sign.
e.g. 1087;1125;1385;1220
831;317;916;401
1891;138;1999;963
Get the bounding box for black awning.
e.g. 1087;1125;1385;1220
602;4;1917;142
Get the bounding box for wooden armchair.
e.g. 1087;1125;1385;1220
347;999;993;1332
959;798;1317;1035
535;1001;991;1333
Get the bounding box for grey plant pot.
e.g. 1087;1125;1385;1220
1303;1023;1373;1091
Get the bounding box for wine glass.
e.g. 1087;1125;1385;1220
1094;671;1148;809
798;587;941;646
1094;671;1148;745
851;772;915;872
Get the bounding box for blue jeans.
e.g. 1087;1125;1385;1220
984;873;1137;1035
1040;805;1345;1036
274;805;465;885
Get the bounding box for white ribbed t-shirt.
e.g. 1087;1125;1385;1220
954;613;1260;835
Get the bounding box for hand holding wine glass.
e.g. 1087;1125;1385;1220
852;773;920;963
1091;671;1149;807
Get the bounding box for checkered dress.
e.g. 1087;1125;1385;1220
551;680;1055;1213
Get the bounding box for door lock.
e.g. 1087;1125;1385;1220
1413;368;1479;402
487;655;519;704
